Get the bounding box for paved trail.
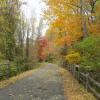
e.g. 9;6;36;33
0;63;66;100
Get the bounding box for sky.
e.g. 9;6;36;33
21;0;47;36
21;0;45;20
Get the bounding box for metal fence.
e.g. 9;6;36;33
67;64;100;100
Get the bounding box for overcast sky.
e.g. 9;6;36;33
21;0;47;36
21;0;45;20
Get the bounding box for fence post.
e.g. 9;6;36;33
69;64;71;72
73;65;76;77
75;65;79;80
67;63;69;71
72;65;74;75
71;64;73;73
86;73;89;91
77;70;80;81
6;61;10;78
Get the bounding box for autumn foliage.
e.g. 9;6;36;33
38;37;48;61
44;0;100;73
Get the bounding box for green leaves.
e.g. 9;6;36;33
0;0;21;61
73;36;100;71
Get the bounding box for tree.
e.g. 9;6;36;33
44;0;100;41
44;0;100;69
38;37;48;61
0;0;21;61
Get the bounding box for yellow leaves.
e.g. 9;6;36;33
56;38;65;45
56;35;73;46
52;17;65;28
72;32;83;40
65;35;73;46
65;51;82;64
46;15;83;47
52;15;82;37
45;0;100;50
89;23;100;35
45;0;84;40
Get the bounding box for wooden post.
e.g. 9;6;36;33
75;65;79;80
86;73;89;91
6;61;10;78
77;71;80;81
73;65;76;77
69;64;71;72
72;64;74;75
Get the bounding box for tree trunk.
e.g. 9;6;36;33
26;27;30;61
80;0;88;38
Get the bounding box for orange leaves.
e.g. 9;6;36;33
65;35;73;46
56;35;73;46
47;15;83;47
56;38;65;46
89;23;100;35
45;0;100;52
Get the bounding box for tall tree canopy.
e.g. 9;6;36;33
44;0;100;47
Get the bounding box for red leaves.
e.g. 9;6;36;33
38;37;48;47
38;37;48;61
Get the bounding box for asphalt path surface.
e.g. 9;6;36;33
0;63;66;100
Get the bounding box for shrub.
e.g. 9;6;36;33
0;52;5;61
46;53;57;63
65;51;82;64
73;36;100;71
14;57;25;73
10;63;18;76
0;65;7;79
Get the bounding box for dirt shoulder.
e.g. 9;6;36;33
59;67;96;100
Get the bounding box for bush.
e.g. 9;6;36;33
10;63;18;76
0;52;5;61
65;51;82;64
0;56;38;80
14;57;24;65
0;65;7;79
73;36;100;71
46;53;58;63
23;62;34;71
14;57;25;73
59;46;68;55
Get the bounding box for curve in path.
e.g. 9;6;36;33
0;63;66;100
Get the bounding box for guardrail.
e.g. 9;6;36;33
67;64;100;100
